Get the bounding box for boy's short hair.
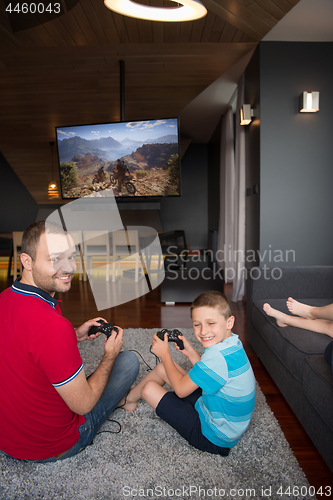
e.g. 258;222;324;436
21;221;66;261
190;290;231;319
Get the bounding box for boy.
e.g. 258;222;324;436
123;290;256;455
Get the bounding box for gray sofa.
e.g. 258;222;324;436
246;266;333;472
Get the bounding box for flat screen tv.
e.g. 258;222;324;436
55;117;181;200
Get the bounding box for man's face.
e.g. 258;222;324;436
31;232;77;296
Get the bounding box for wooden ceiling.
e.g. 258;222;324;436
0;0;300;204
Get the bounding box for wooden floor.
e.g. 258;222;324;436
1;267;333;491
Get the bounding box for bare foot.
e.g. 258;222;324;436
287;297;314;319
116;388;138;412
263;303;288;327
122;401;137;412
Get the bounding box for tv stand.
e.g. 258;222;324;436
119;209;164;233
117;201;161;211
160;255;224;303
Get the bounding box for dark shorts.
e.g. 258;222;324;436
156;388;230;456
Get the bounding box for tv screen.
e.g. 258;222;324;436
55;117;181;200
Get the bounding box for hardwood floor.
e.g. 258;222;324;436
1;268;332;491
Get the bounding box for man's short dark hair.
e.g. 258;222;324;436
21;221;66;261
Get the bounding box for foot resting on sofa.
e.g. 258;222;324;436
263;301;333;338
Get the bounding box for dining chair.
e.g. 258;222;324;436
82;230;110;281
112;229;141;282
12;231;24;281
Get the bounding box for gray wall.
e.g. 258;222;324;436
246;42;333;266
160;143;209;250
0;152;38;232
0;152;38;254
207;118;222;234
244;48;260;266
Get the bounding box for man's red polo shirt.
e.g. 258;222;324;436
0;280;85;460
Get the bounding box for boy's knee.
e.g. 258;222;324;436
141;380;156;399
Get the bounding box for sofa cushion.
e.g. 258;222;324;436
303;355;333;433
325;340;333;368
252;299;332;382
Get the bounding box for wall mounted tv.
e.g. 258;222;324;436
55;118;181;200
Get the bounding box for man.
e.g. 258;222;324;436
97;164;105;182
0;221;139;462
115;159;127;192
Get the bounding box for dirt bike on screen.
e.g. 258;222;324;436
92;166;107;184
110;168;136;195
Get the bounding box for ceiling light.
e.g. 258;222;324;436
299;91;319;112
240;104;254;125
104;0;207;22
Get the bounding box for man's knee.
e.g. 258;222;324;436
117;350;140;376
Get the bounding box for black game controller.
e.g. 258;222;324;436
88;319;119;339
156;328;185;350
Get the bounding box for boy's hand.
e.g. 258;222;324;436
151;332;170;358
175;334;191;354
176;335;201;365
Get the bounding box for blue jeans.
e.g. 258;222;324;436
1;351;139;463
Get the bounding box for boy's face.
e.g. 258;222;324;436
191;306;235;348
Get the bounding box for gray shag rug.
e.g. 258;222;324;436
0;329;314;500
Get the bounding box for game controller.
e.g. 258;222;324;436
156;328;185;350
88;319;119;339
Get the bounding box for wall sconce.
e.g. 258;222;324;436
48;141;60;199
240;104;254;125
299;91;319;113
48;181;59;199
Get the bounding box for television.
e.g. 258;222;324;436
55;117;181;200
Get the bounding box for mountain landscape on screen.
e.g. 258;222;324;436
55;118;181;199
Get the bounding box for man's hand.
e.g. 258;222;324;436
104;328;124;359
75;317;108;342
